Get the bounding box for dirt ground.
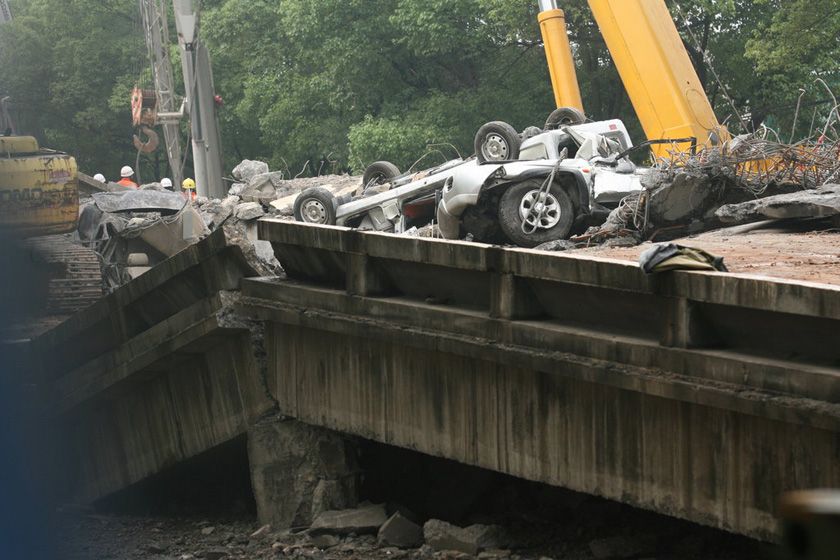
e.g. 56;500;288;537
52;507;773;560
576;227;840;285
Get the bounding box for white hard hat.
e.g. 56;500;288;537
120;165;134;178
160;177;173;188
93;173;106;183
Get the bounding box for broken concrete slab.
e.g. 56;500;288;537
241;172;289;204
716;183;840;224
33;230;271;506
309;503;388;536
234;202;265;221
200;196;239;230
228;183;246;197
377;512;423;549
647;172;717;224
222;221;282;277
232;159;269;182
423;520;505;555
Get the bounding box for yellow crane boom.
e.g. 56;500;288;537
537;1;584;113
538;0;729;157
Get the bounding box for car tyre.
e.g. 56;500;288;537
475;121;521;163
362;161;401;188
497;179;575;247
544;107;586;130
294;187;338;225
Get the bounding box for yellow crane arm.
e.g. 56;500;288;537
586;0;729;156
538;1;584;112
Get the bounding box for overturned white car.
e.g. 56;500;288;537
294;117;646;247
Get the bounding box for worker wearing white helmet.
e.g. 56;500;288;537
93;173;106;183
117;165;138;189
160;177;173;190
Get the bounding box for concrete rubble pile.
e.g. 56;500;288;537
77;160;361;288
300;503;511;556
562;131;840;250
194;160;361;276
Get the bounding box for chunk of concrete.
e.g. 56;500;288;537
200;196;239;230
228;183;246;197
716;183;840;224
423;520;505;555
233;201;265;221
647;173;716;224
377;512;423;548
241;172;289;203
232;159;269;182
309;503;388;536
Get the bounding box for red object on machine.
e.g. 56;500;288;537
131;86;158;127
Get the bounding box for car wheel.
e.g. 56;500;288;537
497;178;575;247
362;161;401;188
544;107;586;130
475;121;521;163
294;187;338;225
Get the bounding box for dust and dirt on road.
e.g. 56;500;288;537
578;225;840;285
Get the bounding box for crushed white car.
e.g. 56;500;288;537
293;115;646;247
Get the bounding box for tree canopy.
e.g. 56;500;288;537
1;0;838;180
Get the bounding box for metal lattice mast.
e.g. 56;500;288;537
138;0;184;187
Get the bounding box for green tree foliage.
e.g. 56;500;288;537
745;0;840;137
2;0;839;178
0;0;146;178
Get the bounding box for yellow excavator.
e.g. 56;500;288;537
537;0;730;158
0;98;79;238
0;99;102;327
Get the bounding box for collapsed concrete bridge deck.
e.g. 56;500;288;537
34;220;840;542
31;230;274;503
242;220;840;541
